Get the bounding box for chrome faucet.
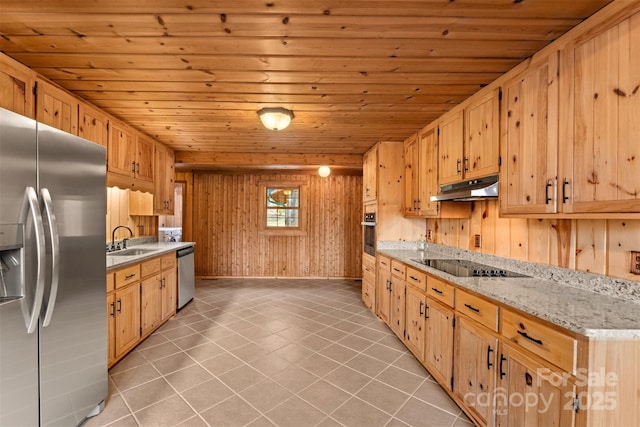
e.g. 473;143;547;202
111;225;134;251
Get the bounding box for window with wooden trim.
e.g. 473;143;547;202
259;181;308;236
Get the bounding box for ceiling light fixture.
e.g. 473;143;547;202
257;107;294;131
318;166;331;177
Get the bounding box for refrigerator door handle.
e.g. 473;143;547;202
19;186;46;334
40;188;60;327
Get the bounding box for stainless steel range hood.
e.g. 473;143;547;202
430;175;498;202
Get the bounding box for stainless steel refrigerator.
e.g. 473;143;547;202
0;107;107;426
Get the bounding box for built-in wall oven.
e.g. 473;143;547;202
362;212;376;256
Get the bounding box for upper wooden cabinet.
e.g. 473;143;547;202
0;54;35;118
154;143;175;215
107;120;155;193
559;13;640;214
78;102;110;148
439;89;500;188
35;77;79;135
500;54;559;216
363;146;378;203
403;126;471;219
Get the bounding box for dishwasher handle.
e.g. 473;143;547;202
177;246;194;258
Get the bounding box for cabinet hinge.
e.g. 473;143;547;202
139;327;142;337
450;377;454;389
498;88;503;101
498;156;502;167
32;82;38;96
106;121;110;131
573;396;580;413
452;317;456;328
437;127;440;136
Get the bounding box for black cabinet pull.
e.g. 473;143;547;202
409;275;419;282
499;354;507;379
419;301;424;316
545;179;553;204
110;301;115;317
517;330;543;346
487;345;494;369
424;304;429;319
456;159;462;174
464;303;480;313
131;161;136;174
125;273;136;279
463;156;469;172
117;298;122;314
431;287;443;295
562;178;570;203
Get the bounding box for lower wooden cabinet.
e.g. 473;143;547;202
425;297;455;391
377;267;392;324
405;285;427;360
389;277;406;339
108;251;179;368
361;253;376;313
455;314;499;426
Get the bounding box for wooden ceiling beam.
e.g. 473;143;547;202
175;152;364;169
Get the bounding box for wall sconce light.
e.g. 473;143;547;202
318;166;331;177
257;107;294;131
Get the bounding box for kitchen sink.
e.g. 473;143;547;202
107;248;155;257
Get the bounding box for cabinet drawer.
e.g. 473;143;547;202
106;272;115;293
161;253;177;270
391;260;406;280
363;255;376;276
426;275;455;308
456;289;499;332
378;255;391;271
406;266;426;291
141;257;161;277
114;264;140;289
501;309;577;374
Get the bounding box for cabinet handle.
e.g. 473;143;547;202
110;301;115;317
125;273;136;279
499;354;507;379
409;275;419;282
431;287;443;295
162;277;166;288
424;304;429;319
417;200;421;210
456;159;462;174
419;301;424;316
464;303;480;313
463;157;469;172
487;345;494;369
545;179;553;204
517;330;543;346
136;162;140;174
117;298;122;314
393;267;401;273
562;178;570;203
131;161;136;174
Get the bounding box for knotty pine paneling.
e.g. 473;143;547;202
192;172;362;278
106;186;157;241
427;200;640;282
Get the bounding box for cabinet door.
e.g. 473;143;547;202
425;298;455;391
455;315;499;427
107;292;116;367
496;343;576;427
560;19;640;213
438;110;464;186
376;268;392;324
141;275;162;336
464;89;500;180
389;278;406;339
405;285;426;360
403;134;419;217
35;77;78;134
115;283;141;359
0;54;35;118
136;134;155;183
107;120;136;177
501;56;559;215
154;143;175;215
161;267;177;320
418;127;440;217
363;147;377;202
78;101;109;148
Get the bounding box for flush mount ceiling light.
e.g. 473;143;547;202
257;107;294;131
318;166;331;177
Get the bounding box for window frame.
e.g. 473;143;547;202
258;180;308;236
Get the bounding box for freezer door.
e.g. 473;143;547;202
0;108;40;426
37;122;107;426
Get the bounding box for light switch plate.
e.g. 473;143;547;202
474;234;482;248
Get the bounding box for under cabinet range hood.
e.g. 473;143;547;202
430;175;499;202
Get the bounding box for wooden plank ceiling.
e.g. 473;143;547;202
0;0;613;165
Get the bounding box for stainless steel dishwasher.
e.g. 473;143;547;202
176;246;195;309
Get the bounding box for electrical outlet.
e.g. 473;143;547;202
630;251;640;275
474;234;482;248
427;229;432;241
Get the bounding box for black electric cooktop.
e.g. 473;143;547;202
411;259;529;278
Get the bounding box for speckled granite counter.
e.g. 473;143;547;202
106;242;195;271
377;244;640;339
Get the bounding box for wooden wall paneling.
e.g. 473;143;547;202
607;220;640;281
527;219;552;265
575;219;607;275
509;218;529;261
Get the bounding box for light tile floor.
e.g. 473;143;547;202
86;278;474;427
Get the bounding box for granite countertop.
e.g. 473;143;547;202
378;248;640;339
106;242;195;271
